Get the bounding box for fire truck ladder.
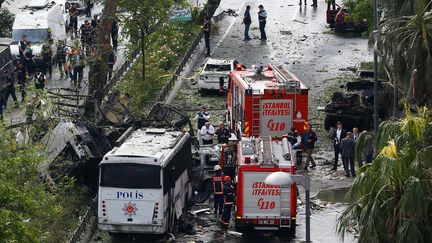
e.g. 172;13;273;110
261;136;273;164
280;185;291;228
272;65;301;117
252;96;261;135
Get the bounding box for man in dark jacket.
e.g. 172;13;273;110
1;70;18;108
258;5;267;41
215;122;230;144
331;121;347;171
242;5;251;41
203;16;211;57
14;63;27;102
341;132;355;177
302;124;318;170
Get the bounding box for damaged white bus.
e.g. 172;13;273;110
97;128;192;234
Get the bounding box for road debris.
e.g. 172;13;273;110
190;208;211;215
280;30;292;35
294;19;308;24
227;231;243;237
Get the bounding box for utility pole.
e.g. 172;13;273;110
373;0;379;133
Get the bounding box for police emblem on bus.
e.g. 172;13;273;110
122;202;138;216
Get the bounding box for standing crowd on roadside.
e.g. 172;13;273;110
0;3;119;121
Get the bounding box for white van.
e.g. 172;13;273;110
10;0;67;61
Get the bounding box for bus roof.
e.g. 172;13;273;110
103;128;187;166
231;65;309;94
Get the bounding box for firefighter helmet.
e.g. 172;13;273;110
214;165;222;171
223;176;231;182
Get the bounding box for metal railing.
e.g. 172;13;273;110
68;195;98;243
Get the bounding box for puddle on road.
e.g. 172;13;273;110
316;187;350;203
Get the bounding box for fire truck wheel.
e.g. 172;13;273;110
234;221;248;232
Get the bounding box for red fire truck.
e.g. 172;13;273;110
226;64;309;137
232;136;297;232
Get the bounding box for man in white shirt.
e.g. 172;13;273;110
201;122;214;145
331;121;347;171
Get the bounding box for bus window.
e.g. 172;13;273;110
100;163;161;189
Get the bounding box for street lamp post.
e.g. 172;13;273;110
265;172;311;243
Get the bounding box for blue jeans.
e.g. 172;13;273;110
244;24;250;39
259;21;267;40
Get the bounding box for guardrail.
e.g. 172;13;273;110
68;195;97;243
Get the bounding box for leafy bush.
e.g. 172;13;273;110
0;125;91;242
344;0;373;33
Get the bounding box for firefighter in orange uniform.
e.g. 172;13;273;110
221;175;234;228
212;165;224;215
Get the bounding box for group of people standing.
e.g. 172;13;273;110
196;106;231;145
331;121;374;177
66;6;118;86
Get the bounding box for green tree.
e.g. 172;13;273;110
118;0;174;81
378;1;432;106
0;7;14;37
338;107;432;243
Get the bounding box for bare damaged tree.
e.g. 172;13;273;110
85;0;118;117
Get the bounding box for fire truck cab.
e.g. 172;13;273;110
234;136;297;232
227;64;309;138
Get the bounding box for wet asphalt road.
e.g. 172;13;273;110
93;0;371;242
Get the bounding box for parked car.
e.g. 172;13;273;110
198;58;243;93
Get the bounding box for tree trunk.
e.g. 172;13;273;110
141;28;145;82
85;0;118;116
